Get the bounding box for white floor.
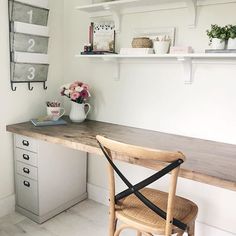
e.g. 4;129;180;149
0;200;135;236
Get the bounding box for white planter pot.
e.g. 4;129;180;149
227;38;236;49
69;102;91;123
211;38;225;49
153;41;170;54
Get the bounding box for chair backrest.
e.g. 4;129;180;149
96;135;186;236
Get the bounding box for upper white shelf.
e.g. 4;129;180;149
76;0;236;30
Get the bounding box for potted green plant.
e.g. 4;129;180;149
206;24;227;49
227;24;236;49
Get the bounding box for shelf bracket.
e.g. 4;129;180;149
110;9;121;33
177;57;193;84
185;0;197;28
101;3;121;33
102;57;120;81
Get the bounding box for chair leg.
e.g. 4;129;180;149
109;216;117;236
187;222;195;236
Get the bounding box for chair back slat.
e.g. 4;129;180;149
97;135;185;163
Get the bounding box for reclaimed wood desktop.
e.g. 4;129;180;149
6;119;236;191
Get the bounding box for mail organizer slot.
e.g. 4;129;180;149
9;1;49;26
11;63;49;82
11;33;49;54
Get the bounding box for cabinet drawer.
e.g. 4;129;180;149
15;148;37;167
15;135;38;153
16;162;38;180
16;175;38;215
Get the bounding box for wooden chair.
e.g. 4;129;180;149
96;135;198;236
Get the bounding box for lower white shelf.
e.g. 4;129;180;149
75;53;236;84
75;53;236;59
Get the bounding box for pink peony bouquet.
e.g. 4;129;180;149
60;81;91;104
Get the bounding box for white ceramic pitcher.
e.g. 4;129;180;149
69;102;91;123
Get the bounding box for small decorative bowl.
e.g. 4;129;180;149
132;37;153;48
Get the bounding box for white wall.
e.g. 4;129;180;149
63;1;236;235
0;0;64;217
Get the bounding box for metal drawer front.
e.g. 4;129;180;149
11;63;48;82
16;175;39;215
9;1;49;26
16;162;38;180
15;148;38;167
11;33;49;54
15;135;38;153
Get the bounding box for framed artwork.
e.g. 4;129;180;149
133;27;176;46
92;21;115;52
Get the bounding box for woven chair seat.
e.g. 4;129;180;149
116;188;198;235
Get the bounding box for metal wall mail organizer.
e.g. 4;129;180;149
9;0;50;91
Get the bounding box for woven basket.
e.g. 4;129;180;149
132;37;153;48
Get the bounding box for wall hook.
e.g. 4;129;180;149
43;81;47;90
28;82;34;91
11;82;17;91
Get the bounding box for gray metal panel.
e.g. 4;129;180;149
11;63;49;82
10;1;49;26
11;33;49;53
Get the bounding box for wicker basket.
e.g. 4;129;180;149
132;37;153;48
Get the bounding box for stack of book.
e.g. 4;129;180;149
120;48;154;55
205;49;236;53
31;117;67;127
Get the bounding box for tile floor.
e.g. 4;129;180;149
0;200;136;236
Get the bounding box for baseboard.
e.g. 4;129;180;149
87;183;109;206
0;194;15;218
87;183;236;236
16;192;88;224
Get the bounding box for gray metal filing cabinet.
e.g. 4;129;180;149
14;134;87;223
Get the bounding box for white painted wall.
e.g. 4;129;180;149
63;1;236;235
0;0;64;217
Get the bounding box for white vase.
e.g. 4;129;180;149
153;41;170;54
227;38;236;49
211;38;225;49
69;102;91;123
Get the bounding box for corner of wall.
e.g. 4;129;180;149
0;194;15;218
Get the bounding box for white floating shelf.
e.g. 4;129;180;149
76;0;236;30
75;53;236;59
75;53;236;84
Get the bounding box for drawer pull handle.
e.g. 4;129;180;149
22;140;29;146
23;181;30;187
23;154;30;160
23;168;30;174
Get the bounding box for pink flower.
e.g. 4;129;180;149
80;90;89;99
71;92;80;100
74;81;83;86
69;83;78;91
82;83;89;90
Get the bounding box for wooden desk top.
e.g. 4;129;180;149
6;119;236;191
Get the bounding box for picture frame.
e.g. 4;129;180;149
92;21;115;52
